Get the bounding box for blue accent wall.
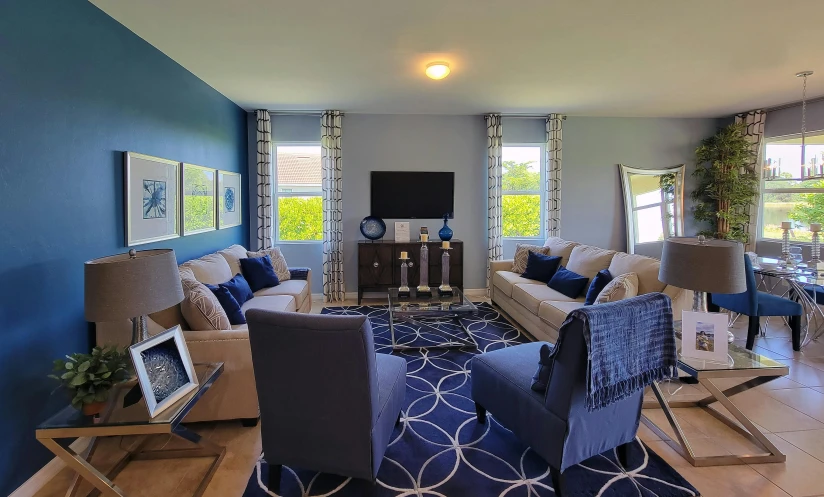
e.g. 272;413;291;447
0;0;248;493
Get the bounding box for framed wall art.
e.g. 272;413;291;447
217;170;242;229
128;325;199;418
124;152;180;246
182;163;217;235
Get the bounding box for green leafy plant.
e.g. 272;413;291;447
49;346;131;410
692;122;759;242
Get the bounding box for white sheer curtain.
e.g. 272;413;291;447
546;114;564;238
256;110;273;250
735;110;766;252
321;111;345;302
486;114;503;293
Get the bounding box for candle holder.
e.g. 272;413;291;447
417;242;432;297
811;224;822;272
399;254;411;299
781;224;794;266
438;247;453;296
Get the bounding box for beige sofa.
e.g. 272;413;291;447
96;244;311;423
491;237;690;343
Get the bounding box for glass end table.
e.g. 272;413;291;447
388;287;478;350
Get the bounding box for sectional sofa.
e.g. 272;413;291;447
491;237;690;343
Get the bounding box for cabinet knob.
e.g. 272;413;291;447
373;261;379;267
408;261;414;267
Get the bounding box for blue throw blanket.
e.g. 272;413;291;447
557;293;678;411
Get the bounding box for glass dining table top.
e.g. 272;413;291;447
754;257;824;285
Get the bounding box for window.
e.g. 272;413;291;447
502;145;543;238
626;172;678;244
274;144;322;241
760;133;824;242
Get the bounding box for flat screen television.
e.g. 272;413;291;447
371;171;454;219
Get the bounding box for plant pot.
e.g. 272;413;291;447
82;401;108;416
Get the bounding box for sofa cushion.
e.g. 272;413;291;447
608;252;665;295
585;269;613;306
596;272;639;304
512;243;551;274
180;276;231;330
493;271;542;298
548;266;590;299
512;283;581;314
240;295;297;315
538;301;586;330
180;253;234;285
521;252;561;283
221;273;255;306
206;283;246;325
247;247;291;282
218;245;248;276
253;280;310;310
566;245;616;280
542;237;579;266
240;255;280;292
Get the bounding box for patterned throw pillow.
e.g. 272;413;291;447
247;247;290;282
179;273;231;330
512;244;551;274
595;272;639;304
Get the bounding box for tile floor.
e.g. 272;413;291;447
30;298;824;497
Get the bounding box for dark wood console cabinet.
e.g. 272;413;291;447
357;239;464;304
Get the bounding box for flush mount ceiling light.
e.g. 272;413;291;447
425;62;450;80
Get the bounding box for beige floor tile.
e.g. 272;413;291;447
778;359;824;387
758;376;805;391
641;409;708;440
776;429;824;462
708;388;824;433
764;388;824;423
674;408;766;455
795;355;824;372
750;434;824;497
637;422;662;442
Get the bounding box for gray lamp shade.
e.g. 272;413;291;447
85;249;184;322
658;237;746;294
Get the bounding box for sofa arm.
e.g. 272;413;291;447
663;285;693;320
289;267;311;280
490;259;515;274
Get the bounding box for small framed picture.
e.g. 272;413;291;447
124;152;180;246
217;170;242;229
182;163;217;235
395;222;410;243
129;326;199;418
681;310;729;363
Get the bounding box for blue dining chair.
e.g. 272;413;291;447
708;255;802;351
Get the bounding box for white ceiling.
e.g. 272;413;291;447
90;0;824;118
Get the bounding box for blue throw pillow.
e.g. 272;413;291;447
240;255;280;292
221;273;254;306
531;343;554;392
206;284;245;325
521;252;562;283
548;266;589;299
585;269;613;305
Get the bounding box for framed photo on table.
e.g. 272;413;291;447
129;325;199;418
182;163;217;235
681;310;729;363
217;170;242;229
124;152;180;246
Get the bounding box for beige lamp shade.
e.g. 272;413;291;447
658;237;746;294
85;249;184;322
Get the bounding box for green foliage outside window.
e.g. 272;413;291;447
502;161;540;190
502;160;541;237
184;196;215;231
278;196;322;241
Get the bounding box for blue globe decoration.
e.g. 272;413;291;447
439;214;453;241
224;187;236;212
360;216;386;240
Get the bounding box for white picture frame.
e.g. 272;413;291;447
217;170;242;229
182;163;217;235
128;325;199;418
681;310;729;363
395;222;410;243
124;152;180;246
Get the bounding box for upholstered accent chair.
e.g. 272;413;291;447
709;255;803;351
471;316;643;496
246;309;407;491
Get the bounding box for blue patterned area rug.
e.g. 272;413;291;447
243;303;699;497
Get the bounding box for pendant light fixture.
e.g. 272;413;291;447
797;71;814;167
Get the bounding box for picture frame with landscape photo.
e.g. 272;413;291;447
217;170;242;229
680;310;729;363
182;163;217;235
124;152;180;246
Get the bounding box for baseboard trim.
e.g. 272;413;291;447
9;438;90;497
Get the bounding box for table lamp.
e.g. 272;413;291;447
659;236;746;342
85;249;184;345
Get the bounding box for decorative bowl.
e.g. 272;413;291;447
360;216;386;240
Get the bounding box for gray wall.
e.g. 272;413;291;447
342;114;488;291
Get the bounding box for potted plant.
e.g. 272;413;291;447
692;122;759;242
49;346;131;416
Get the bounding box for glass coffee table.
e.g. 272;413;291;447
388;288;479;350
641;335;788;467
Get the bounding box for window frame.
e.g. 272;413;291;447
501;143;546;240
273;141;323;244
758;132;824;244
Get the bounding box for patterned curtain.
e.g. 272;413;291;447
486;114;503;293
321;111;345;302
546;114;564;238
256;110;273;250
736;110;766;252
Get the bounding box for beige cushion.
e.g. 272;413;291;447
511;244;551;274
596;272;639;304
179;277;231;330
247;247;290;282
543;237;579;266
218;245;248;276
512;283;582;314
493;271;542;298
607;252;665;295
566;245;616;279
240;295;296;314
253;280;310;310
538;301;586;329
180;253;233;285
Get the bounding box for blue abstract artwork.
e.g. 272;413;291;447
224;186;236;212
140;338;189;403
142;179;166;219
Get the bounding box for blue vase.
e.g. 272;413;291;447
438;216;453;241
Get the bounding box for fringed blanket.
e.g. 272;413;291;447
560;293;678;411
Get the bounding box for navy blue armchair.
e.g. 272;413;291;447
471;316;642;496
246;309;407;491
708;255;802;351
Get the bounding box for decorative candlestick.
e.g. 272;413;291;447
417;242;431;297
781;221;794;265
399;252;410;298
811;223;822;271
438;244;453;296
